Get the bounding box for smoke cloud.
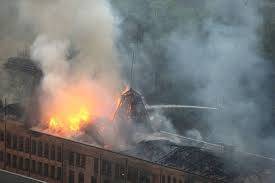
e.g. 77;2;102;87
0;0;274;156
0;0;124;104
22;0;122;89
0;0;174;149
22;0;126;140
167;0;273;154
113;0;274;155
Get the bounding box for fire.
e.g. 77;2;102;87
42;79;119;136
49;107;90;132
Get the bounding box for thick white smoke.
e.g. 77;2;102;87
0;0;123;104
31;36;69;94
20;0;122;90
1;0;274;155
23;0;125;142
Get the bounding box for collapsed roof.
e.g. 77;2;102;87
123;138;275;182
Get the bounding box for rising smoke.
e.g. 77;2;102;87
0;0;123;103
24;0;125;141
167;0;273;155
0;0;274;155
113;0;274;155
0;0;125;143
22;0;122;90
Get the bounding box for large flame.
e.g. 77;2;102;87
49;106;90;132
42;79;119;136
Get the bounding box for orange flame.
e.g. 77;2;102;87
42;79;118;136
49;107;90;132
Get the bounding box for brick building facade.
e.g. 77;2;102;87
0;119;214;183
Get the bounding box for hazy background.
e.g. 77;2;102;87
112;0;275;156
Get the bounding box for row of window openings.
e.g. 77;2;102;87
0;152;179;183
68;151;86;168
97;159;151;183
5;132;61;161
161;175;183;183
68;154;121;177
70;155;133;179
68;164;126;183
1;133;187;183
4;152;62;180
93;159;142;182
69;170;85;183
2;130;139;181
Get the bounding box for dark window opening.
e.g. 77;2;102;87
102;159;112;177
50;145;55;160
91;176;97;183
18;136;24;151
25;158;30;171
128;167;138;183
57;167;62;180
69;170;74;183
185;175;194;183
81;155;86;168
44;143;49;158
162;175;165;183
31;160;36;173
0;130;4;141
76;153;80;167
69;151;74;166
38;162;43;176
139;171;150;183
173;177;176;183
57;146;62;162
19;157;23;170
115;164;119;179
12;155;17;168
6;132;11;148
78;172;84;183
0;151;3;162
6;153;11;166
168;176;171;183
38;141;43;157
50;165;55;179
94;158;99;175
44;163;49;177
31;140;37;155
12;135;17;149
25;138;30;153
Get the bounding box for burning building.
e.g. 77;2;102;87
0;55;275;183
113;88;152;145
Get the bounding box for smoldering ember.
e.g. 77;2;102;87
0;0;275;183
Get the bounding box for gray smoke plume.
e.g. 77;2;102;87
0;0;125;141
167;0;273;154
0;0;124;107
0;0;32;59
21;0;122;90
24;0;125;139
113;0;274;155
0;0;274;156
